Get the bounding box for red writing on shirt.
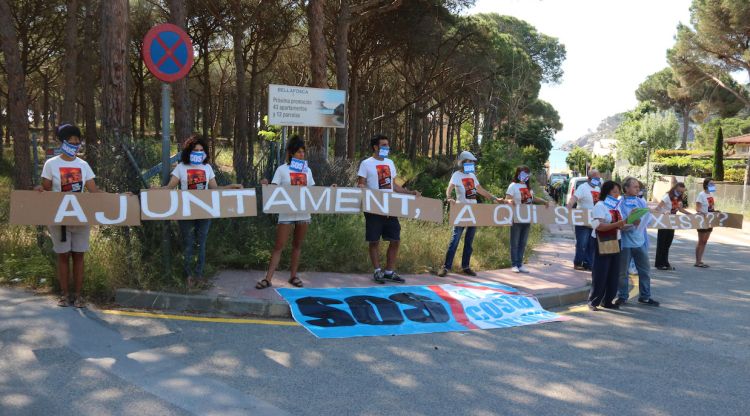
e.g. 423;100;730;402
290;172;307;186
591;190;600;202
60;167;83;192
462;178;477;200
376;165;392;190
187;169;207;190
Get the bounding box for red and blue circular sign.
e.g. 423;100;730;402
142;23;194;83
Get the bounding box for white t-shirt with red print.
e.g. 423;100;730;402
41;155;96;192
696;191;715;214
574;181;600;210
506;182;534;205
450;171;480;204
661;193;684;214
171;163;216;191
271;163;316;222
357;157;397;192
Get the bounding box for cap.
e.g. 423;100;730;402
458;151;477;162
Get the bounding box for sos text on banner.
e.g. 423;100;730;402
276;282;570;338
448;202;744;230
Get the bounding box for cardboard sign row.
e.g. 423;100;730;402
448;202;744;229
9;189;744;230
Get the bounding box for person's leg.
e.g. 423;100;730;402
71;252;84;297
517;223;531;266
368;242;381;269
655;229;668;268
289;222;310;279
265;224;293;282
194;219;211;278
385;240;400;272
443;226;464;270
696;230;711;264
365;213;384;270
179;220;196;279
573;225;586;266
588;240;608;307
583;227;595;269
57;253;71;297
632;244;652;300
603;250;621;305
509;223;521;267
663;229;675;267
617;248;633;301
461;226;477;270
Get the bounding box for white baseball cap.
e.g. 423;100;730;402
458;151;477;162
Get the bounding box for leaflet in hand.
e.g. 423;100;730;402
626;208;650;224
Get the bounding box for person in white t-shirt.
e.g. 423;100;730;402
694;177;719;268
162;136;242;288
438;151;503;277
653;182;690;270
357;134;419;284
505;165;550;273
36;124;101;308
588;180;626;311
566;169;602;271
257;136;323;289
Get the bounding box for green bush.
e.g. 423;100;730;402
724;168;746;183
653;149;705;160
653;156;713;176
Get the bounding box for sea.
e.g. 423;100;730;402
548;148;569;173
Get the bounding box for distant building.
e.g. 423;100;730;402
725;134;750;156
592;138;616;156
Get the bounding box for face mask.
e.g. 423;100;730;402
378;146;390;158
463;163;475;174
707;185;716;193
189;151;206;165
60;140;80;158
590;177;601;187
674;191;681;197
289;158;307;173
518;171;530;183
604;195;620;209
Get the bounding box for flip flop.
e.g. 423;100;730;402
255;279;272;290
693;263;709;268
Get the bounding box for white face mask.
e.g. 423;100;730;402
518;171;530;183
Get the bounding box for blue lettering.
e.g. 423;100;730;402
480;302;504;318
466;306;489;321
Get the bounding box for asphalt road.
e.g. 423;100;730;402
1;227;749;416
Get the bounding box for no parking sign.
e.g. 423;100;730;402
142;23;194;82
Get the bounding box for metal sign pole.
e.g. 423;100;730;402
323;128;329;162
161;83;171;186
279;127;287;165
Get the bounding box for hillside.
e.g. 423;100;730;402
562;113;625;151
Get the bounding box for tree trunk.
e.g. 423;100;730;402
306;0;327;151
100;0;130;141
438;108;444;156
248;52;260;181
680;108;689;150
0;0;32;189
347;72;359;159
472;110;480;153
43;75;50;148
232;25;248;183
61;0;79;123
201;37;211;140
139;58;147;137
334;0;351;158
168;0;192;144
81;0;98;145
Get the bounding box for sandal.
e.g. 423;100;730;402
255;279;272;290
288;276;304;288
57;295;70;307
73;296;86;309
694;263;709;268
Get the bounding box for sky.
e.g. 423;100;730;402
467;0;693;148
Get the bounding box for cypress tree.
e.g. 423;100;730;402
713;126;725;181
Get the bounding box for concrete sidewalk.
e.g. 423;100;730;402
115;224;591;318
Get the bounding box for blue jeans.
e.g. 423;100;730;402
618;244;652;300
179;219;211;278
510;223;531;268
574;226;594;267
443;226;477;270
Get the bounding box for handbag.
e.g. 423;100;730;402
596;231;620;255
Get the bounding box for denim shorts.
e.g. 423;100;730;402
279;219;311;225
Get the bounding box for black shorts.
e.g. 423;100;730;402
364;212;401;242
697;228;713;233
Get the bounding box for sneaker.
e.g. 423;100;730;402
511;266;521;273
613;298;627;306
573;265;586;271
373;270;385;284
638;298;660;307
437;267;449;277
57;295;70;307
382;272;405;283
518;266;530;273
601;303;620;310
462;268;477;276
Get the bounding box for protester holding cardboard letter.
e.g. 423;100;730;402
35;124;100;308
505;165;550;273
694;177;718;268
615;177;660;307
161;136;242;288
357;134;419;284
654;182;691;270
566;169;601;271
588;180;626;311
257;135;323;289
438;151;504;277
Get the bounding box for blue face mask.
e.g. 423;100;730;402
60;140;80;158
674;191;681;197
463;163;475;174
289;158;306;173
590;177;601;187
707;185;716;193
518;171;530;183
378;146;390;158
604;195;620;209
189;151;206;165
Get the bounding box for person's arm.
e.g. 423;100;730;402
35;178;53;192
158;175;181;189
505;193;515;205
533;196;551;207
596;218;625;232
394;182;419;196
85;179;103;193
695;201;704;214
446;183;456;203
357;176;366;188
476;184;504;203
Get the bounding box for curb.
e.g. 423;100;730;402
114;285;591;320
